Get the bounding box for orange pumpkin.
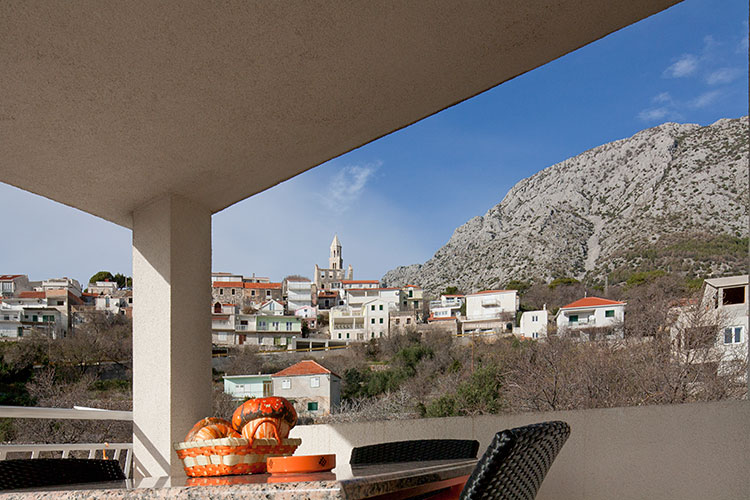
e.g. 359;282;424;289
185;417;239;442
192;422;241;441
232;397;297;440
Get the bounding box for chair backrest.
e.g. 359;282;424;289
0;458;126;491
350;439;480;465
460;421;570;500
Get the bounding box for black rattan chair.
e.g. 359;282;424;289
350;439;480;465
0;458;126;491
459;421;570;500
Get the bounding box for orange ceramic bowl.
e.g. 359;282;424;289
266;454;336;474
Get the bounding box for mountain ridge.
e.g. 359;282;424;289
383;116;749;294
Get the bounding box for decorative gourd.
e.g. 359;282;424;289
232;397;297;441
185;417;239;442
192;422;241;441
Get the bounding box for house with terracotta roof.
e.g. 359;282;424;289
555;297;626;339
272;360;341;416
461;289;519;335
243;282;283;305
341;279;379;290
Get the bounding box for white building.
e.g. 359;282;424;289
294;305;318;329
329;304;365;341
39;277;83;297
0;296;64;339
257;299;285;316
271;360;341;416
88;280;119;295
285;278;313;311
429;294;464;321
462;290;518;334
94;292;132;316
363;298;390;340
555;297;626;339
518;307;549;339
341;280;379;290
702;275;748;370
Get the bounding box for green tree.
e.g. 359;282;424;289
113;273;132;288
441;286;461;296
548;277;580;289
88;271;114;285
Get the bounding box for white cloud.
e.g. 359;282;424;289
663;54;698;78
323;162;381;210
689;90;722;109
706;67;742;85
652;92;673;104
638;107;671;122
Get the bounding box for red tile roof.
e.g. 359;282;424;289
244;282;282;289
213;281;244;288
272;360;339;378
428;315;457;321
18;291;45;299
405;284;421;288
561;297;626;309
0;275;23;280
469;289;515;295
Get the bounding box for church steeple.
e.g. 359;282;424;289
329;234;343;270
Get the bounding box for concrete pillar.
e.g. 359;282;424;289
132;195;212;478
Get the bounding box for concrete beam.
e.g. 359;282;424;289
132;195;212;478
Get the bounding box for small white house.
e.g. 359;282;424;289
258;299;285;316
702;274;748;370
363;298;390;340
555;297;625;338
271;360;341;415
223;374;273;400
462;290;518;334
518;307;549;339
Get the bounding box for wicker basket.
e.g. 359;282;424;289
174;436;302;477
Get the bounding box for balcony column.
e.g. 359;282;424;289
131;195;212;478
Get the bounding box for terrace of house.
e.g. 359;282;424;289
8;0;745;486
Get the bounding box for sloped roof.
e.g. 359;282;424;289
560;297;626;309
272;360;340;379
244;282;282;289
18;291;45;299
213;281;244;288
467;289;515;296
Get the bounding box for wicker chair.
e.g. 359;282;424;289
459;421;570;500
0;458;126;491
350;439;480;465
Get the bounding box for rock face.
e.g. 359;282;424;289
383;117;749;294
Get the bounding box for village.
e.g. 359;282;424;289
1;235;747;422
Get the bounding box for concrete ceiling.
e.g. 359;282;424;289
1;1;681;228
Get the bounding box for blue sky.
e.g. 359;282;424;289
2;0;748;286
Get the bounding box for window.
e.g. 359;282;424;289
371;332;374;338
395;318;400;325
42;315;54;322
56;300;64;306
259;321;266;328
406;318;411;324
3;315;9;320
605;310;615;318
272;321;279;329
371;318;375;324
240;320;248;326
532;315;538;322
569;315;578;323
219;289;224;295
321;272;325;278
371;305;375;311
346;333;350;339
266;291;271;297
281;379;291;389
32;315;38;322
379;304;383;311
286;322;292;331
379;318;383;324
408;290;413;297
310;377;320;388
251;290;256;296
722;287;745;306
403;301;407;307
307;402;318;411
231;288;235;295
724;326;743;344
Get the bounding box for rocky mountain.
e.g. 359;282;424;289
383;116;749;294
